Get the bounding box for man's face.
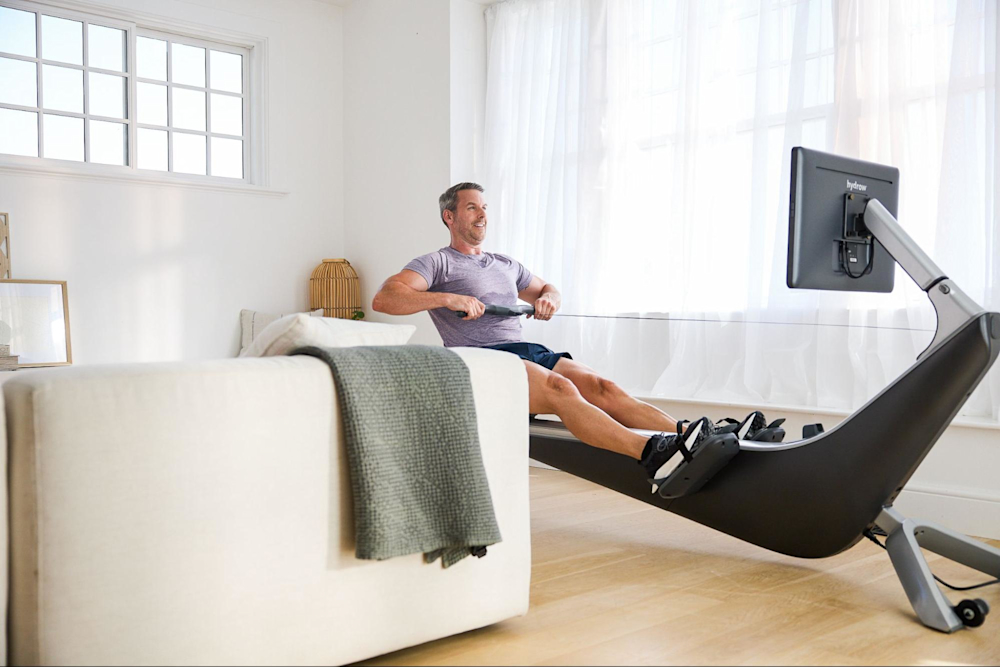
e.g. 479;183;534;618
446;189;488;245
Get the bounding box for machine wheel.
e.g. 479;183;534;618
955;599;990;628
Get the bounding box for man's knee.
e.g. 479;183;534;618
545;372;581;401
526;363;584;414
584;374;626;401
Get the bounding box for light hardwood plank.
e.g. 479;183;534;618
360;469;1000;666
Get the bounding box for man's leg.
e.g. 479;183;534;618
525;360;648;459
551;357;678;432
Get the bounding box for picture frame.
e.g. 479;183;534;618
0;280;72;368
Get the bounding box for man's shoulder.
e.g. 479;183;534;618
405;247;451;266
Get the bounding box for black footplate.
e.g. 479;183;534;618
657;433;740;499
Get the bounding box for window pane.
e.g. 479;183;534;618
210;93;242;136
0;57;37;107
137;127;167;171
173;132;206;175
89;72;126;119
0;108;38;157
90;119;126;166
210;50;242;93
136;36;166;80
41;15;82;66
0;6;36;58
172;43;205;87
88;25;125;72
42;114;83;161
42;64;83;113
137;82;167;126
172;87;205;131
210;137;242;178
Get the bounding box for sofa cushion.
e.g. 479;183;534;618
240;313;416;357
239;309;323;355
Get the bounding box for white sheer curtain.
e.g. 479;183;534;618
484;0;1000;418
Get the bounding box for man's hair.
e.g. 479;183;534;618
439;182;484;227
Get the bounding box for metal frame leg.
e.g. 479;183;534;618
876;507;1000;632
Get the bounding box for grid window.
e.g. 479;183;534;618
0;1;251;182
135;33;247;179
0;4;129;165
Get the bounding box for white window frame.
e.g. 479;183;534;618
134;27;250;181
0;0;272;192
0;1;133;164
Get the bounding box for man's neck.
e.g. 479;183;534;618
449;240;484;255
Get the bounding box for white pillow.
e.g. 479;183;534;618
240;313;416;357
239;308;322;355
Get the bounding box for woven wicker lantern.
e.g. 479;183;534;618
310;258;362;319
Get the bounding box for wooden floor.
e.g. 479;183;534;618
362;468;1000;666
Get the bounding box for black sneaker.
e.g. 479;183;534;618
638;416;722;493
716;411;786;442
674;415;725;451
638;432;680;489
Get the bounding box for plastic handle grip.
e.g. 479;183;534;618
455;304;536;318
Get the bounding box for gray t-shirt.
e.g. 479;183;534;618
404;246;534;347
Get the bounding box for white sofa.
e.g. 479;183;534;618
1;348;531;666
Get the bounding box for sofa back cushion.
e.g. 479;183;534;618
240;313;416;357
239;309;323;355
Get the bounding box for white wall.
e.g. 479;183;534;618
343;0;487;346
450;0;487;183
0;0;345;363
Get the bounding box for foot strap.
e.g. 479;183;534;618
673;420;697;462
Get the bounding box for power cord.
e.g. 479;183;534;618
862;529;1000;592
840;238;875;279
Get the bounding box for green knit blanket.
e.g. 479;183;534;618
291;345;502;568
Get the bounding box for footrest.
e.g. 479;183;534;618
657;433;740;499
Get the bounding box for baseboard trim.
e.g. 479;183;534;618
895;484;1000;541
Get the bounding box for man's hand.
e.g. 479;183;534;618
518;276;561;321
531;293;559;321
449;294;486;320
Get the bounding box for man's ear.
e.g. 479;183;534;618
442;209;453;226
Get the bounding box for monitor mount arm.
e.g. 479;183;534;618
864;198;986;359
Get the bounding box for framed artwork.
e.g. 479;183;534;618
0;280;72;367
0;213;9;280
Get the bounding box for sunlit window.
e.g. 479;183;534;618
0;1;250;181
134;33;246;178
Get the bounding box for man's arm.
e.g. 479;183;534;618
372;269;487;320
518;275;561;321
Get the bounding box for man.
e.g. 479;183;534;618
372;182;771;490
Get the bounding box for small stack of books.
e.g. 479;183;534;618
0;344;18;371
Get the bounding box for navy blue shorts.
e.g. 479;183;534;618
483;342;573;371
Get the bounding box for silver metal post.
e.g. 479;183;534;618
864;199;945;291
864;199;985;358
